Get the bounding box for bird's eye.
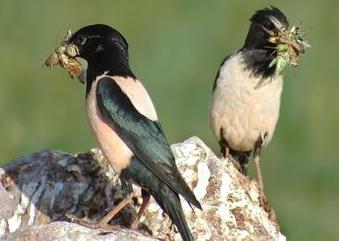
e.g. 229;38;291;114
77;35;87;46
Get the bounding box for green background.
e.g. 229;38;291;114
0;1;337;240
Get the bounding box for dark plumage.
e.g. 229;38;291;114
68;24;135;94
66;24;201;241
96;77;200;208
242;6;290;78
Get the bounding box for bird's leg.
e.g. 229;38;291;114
253;150;265;201
221;144;231;159
253;152;274;220
219;129;233;160
253;135;274;216
220;141;242;171
253;135;267;207
253;146;278;223
219;128;228;158
98;194;133;226
225;146;230;159
253;134;268;198
130;190;151;229
68;194;133;230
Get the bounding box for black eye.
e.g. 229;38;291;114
77;35;87;46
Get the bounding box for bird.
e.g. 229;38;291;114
60;24;202;241
209;6;305;203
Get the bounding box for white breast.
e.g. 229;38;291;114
209;53;283;151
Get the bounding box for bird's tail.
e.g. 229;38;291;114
122;157;194;241
230;150;251;175
150;184;193;241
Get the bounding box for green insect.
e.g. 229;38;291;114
269;43;290;74
265;22;310;75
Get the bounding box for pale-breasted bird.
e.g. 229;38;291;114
209;7;306;197
59;24;201;241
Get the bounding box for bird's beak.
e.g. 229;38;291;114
263;19;309;71
62;31;81;59
44;30;84;83
264;16;309;57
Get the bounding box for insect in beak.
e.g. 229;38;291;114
44;30;83;82
261;19;310;74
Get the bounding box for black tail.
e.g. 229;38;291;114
122;157;194;241
230;149;251;175
150;184;193;241
219;130;251;175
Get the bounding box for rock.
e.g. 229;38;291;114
0;137;285;241
1;221;159;241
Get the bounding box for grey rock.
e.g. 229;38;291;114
0;137;285;241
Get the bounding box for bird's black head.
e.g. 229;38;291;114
244;6;289;49
67;24;135;82
242;7;290;78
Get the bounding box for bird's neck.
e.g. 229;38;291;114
85;46;135;96
241;24;280;78
240;46;278;79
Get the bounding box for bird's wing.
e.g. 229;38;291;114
212;53;232;92
96;76;201;209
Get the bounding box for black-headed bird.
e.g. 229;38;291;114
209;7;307;203
48;24;201;241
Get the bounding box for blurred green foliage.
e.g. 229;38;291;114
0;0;338;240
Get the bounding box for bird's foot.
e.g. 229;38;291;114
66;214;115;230
67;196;133;230
227;155;243;173
99;196;133;225
258;190;268;209
257;191;279;226
220;145;245;174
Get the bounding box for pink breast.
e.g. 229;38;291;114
113;76;158;121
85;79;133;171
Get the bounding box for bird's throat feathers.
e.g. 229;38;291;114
241;47;278;79
83;41;135;91
241;7;289;78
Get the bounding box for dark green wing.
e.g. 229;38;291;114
96;77;201;209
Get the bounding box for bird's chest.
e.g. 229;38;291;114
210;57;283;151
85;80;132;171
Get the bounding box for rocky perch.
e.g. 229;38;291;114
0;137;285;241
